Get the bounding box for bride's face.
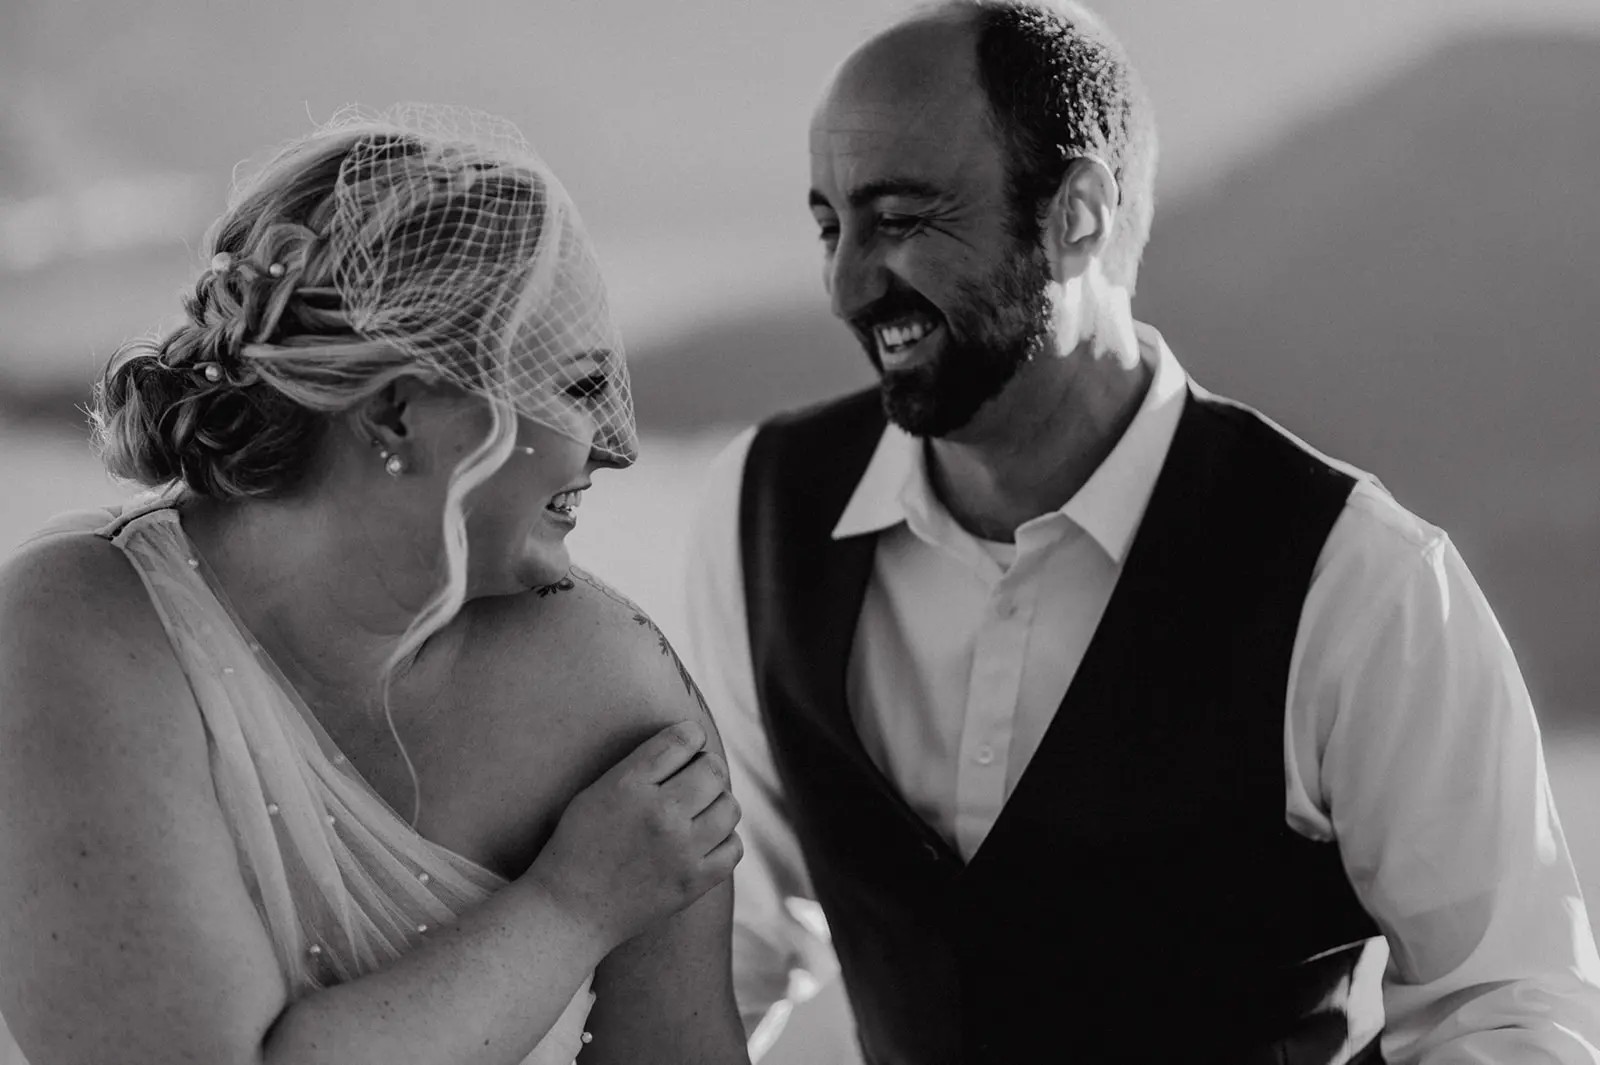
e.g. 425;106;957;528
465;350;634;596
461;407;612;596
352;345;632;602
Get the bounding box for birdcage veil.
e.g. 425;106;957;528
318;103;636;464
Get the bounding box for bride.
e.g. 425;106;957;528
0;105;748;1065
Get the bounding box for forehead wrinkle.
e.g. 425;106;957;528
811;117;995;211
811;91;982;158
813;73;973;127
812;70;991;161
811;115;956;150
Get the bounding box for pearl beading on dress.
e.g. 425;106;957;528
181;541;595;1045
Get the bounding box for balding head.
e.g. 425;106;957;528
831;0;1159;293
826;6;978;108
812;14;994;184
806;1;1153;436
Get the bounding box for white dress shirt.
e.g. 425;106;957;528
680;323;1600;1064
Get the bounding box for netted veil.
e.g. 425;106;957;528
314;103;636;464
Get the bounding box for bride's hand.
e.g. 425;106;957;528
521;720;743;954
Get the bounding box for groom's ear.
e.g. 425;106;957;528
1042;155;1119;283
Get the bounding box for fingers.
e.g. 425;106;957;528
629;720;708;784
659;749;728;815
691;792;742;854
702;828;745;879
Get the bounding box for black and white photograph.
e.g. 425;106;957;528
1;1;1598;1062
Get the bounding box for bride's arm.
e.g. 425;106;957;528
512;569;750;1065
0;535;707;1065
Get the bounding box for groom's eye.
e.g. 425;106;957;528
877;213;923;237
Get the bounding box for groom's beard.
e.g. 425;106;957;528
864;246;1055;438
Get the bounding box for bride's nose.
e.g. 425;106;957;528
588;442;634;471
589;419;638;469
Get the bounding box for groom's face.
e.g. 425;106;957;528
808;18;1054;438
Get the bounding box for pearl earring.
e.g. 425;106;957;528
514;445;536;456
382;450;407;477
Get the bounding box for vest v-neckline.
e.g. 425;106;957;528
825;386;1219;873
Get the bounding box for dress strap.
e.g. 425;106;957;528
17;497;178;549
9;497;164;552
92;497;180;541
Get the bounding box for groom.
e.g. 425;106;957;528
682;1;1600;1062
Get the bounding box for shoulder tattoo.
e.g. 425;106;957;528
566;568;710;715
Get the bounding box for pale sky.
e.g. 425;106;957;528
4;0;1598;339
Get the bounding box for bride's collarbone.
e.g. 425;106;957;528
298;592;622;871
307;660;582;874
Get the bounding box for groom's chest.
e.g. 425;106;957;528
848;527;1123;857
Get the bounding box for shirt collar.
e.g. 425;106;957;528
831;321;1189;566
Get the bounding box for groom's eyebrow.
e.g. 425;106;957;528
808;178;945;211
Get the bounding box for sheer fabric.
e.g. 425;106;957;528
1;500;593;1064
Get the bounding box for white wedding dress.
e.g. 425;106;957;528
0;500;594;1064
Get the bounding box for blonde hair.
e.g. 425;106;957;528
94;112;603;822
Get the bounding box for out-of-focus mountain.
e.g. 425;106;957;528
630;29;1600;722
1134;30;1600;720
628;303;870;429
3;28;1595;720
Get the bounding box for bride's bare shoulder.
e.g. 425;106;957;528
465;567;715;751
0;523;168;662
442;568;720;875
541;568;704;700
0;523;205;786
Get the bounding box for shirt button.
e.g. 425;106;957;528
993;600;1016;620
974;745;996;765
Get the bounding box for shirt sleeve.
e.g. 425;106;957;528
1287;483;1600;1064
678;426;841;1059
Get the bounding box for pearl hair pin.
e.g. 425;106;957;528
208;250;285;278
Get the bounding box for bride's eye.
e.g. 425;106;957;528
562;372;610;403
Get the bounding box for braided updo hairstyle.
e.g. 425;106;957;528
92;107;637;822
93;131;412;499
93;101;637;501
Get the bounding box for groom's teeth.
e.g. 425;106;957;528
875;319;933;350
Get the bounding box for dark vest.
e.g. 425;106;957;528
738;386;1386;1065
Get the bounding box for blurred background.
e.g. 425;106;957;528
2;1;1597;1061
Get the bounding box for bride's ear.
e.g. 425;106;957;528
346;377;429;473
